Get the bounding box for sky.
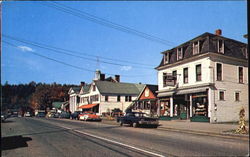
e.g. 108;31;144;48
1;1;248;85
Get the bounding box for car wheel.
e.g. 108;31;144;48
119;121;123;126
133;122;138;128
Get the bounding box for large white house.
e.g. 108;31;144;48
69;70;146;115
156;30;248;123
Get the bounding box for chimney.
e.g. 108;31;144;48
100;73;105;81
215;29;222;36
80;82;85;87
94;69;101;81
115;75;120;82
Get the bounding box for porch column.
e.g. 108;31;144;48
157;99;161;116
208;88;211;118
190;94;193;117
170;96;173;117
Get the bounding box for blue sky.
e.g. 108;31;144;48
2;1;247;85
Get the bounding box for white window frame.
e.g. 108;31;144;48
218;39;224;54
216;62;223;81
195;64;202;82
234;91;240;102
177;47;183;60
183;67;189;84
193;41;200;55
218;90;225;101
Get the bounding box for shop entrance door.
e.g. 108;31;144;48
174;95;189;120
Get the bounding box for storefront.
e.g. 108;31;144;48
157;88;210;122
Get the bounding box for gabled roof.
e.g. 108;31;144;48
68;86;81;95
94;81;145;95
156;32;248;69
80;84;91;94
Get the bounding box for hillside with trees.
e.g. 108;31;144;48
1;81;77;112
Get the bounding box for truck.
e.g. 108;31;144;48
116;112;159;128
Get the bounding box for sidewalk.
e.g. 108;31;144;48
158;120;249;138
101;118;249;139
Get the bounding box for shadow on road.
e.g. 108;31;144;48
1;135;32;150
1;120;14;123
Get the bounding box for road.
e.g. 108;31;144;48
1;117;249;157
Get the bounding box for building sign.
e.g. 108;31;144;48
164;73;176;86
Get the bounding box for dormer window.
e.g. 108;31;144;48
193;41;200;55
177;47;183;60
164;53;169;64
218;39;224;54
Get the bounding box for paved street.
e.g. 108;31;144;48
1;117;249;157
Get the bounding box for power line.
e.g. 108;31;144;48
42;1;176;46
2;34;155;70
3;34;155;69
3;40;155;77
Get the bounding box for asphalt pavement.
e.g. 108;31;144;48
1;117;249;157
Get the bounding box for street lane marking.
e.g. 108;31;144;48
59;125;165;157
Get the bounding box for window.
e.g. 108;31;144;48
193;41;199;55
235;92;240;101
216;63;222;81
129;96;132;102
177;48;183;60
105;95;109;102
239;67;243;83
183;68;188;83
125;96;129;102
172;70;177;85
218;40;224;53
164;53;169;64
117;95;121;102
196;64;202;81
219;91;225;100
163;73;167;87
93;85;96;91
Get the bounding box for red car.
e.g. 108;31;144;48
79;112;102;121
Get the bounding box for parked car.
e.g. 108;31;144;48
79;112;102;121
59;111;70;119
116;112;159;128
24;112;32;117
70;111;81;120
1;113;8;122
36;112;46;117
53;113;60;118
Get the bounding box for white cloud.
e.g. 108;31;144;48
121;66;132;71
18;45;35;52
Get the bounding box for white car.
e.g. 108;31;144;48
24;112;32;117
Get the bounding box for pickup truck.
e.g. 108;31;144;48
116;112;159;128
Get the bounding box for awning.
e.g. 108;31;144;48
157;87;208;97
78;104;98;109
157;91;175;97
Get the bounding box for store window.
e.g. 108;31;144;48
192;92;208;117
216;63;222;81
219;91;225;101
235;92;240;102
117;95;121;102
105;95;109;102
239;67;243;83
183;68;188;83
196;64;202;81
